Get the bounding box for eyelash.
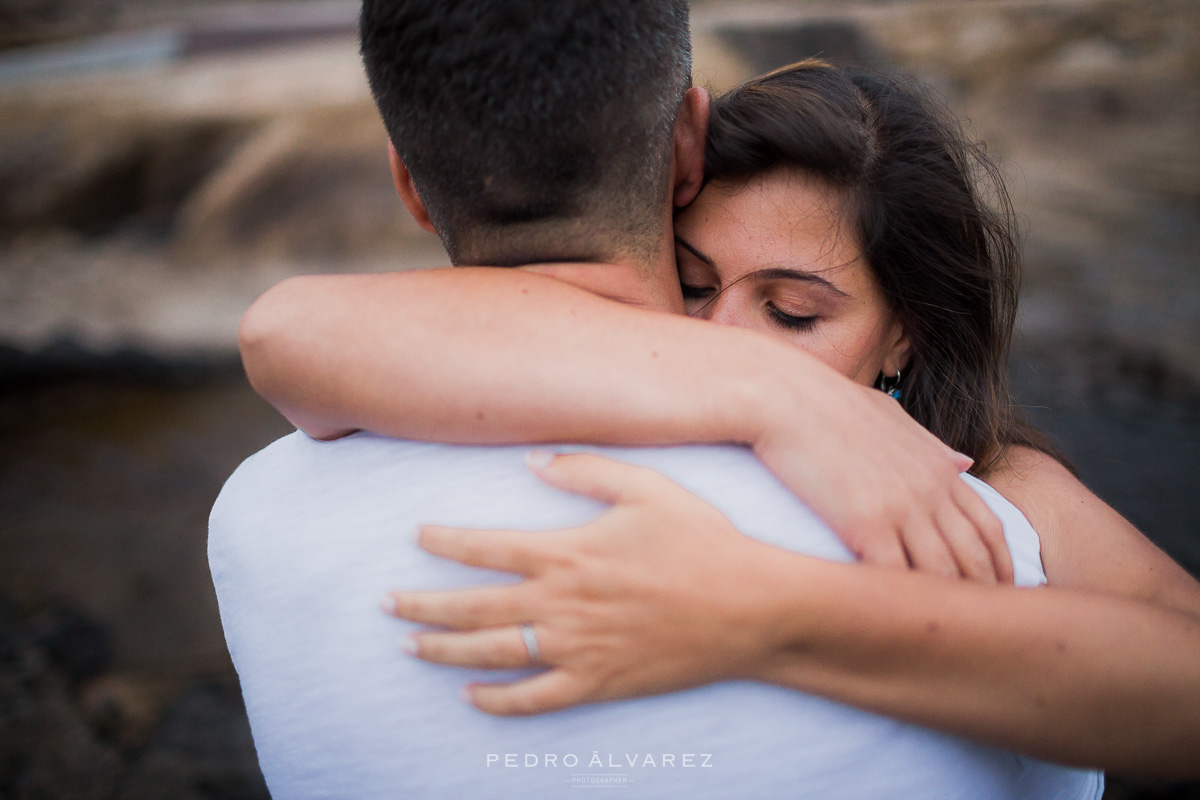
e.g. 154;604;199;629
767;304;818;332
680;273;819;333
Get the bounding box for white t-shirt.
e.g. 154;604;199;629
209;432;1103;799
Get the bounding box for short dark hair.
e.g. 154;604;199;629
706;61;1062;474
360;0;692;262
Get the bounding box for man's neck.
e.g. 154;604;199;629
461;227;683;314
519;255;682;313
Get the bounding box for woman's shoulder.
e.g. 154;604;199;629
983;448;1200;607
987;445;1076;485
981;446;1078;540
980;445;1099;583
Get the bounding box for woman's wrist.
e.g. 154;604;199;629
720;545;836;684
713;330;833;452
743;555;911;697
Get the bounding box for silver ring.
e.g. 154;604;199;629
519;623;542;665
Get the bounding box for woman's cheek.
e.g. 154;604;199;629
807;324;883;384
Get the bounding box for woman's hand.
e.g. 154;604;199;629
244;269;1010;583
753;375;1012;584
382;452;796;716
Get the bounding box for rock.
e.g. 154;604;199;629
4;0;1192;380
0;4;1197;799
79;672;172;750
0;604;121;799
25;605;112;684
705;0;1200;387
0;31;444;363
0;114;249;240
0;601;269;799
0;0;118;49
116;682;269;800
172;107;436;264
714;19;890;75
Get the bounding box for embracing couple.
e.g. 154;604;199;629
209;1;1200;797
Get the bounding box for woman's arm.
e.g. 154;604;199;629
758;445;1200;776
989;446;1200;616
385;453;1200;777
240;268;781;445
754;550;1200;776
240;268;1006;580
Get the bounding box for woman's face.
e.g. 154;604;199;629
673;169;909;386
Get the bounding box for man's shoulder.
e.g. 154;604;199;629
209;431;432;537
207;432;498;592
209;437;792;534
218;435;766;501
208;436;846;564
214;431;455;503
227;430;441;477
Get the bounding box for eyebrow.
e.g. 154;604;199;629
674;236;850;298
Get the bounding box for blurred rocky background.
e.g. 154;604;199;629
0;0;1197;797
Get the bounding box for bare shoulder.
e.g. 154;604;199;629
985;447;1200;614
983;446;1078;535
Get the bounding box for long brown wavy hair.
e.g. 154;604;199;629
704;60;1060;475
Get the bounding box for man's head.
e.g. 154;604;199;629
360;0;697;267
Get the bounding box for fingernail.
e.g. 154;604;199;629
380;595;397;615
401;635;418;656
524;450;555;470
459;686;474;704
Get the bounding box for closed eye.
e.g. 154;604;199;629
767;304;818;332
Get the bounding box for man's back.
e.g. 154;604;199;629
210;433;1100;799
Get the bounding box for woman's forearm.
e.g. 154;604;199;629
239;268;803;444
241;268;996;575
756;553;1200;776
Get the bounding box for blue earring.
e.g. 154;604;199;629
877;369;902;400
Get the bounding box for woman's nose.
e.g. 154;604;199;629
704;292;741;326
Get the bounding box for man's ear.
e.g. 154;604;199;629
671;86;710;208
388;141;437;234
